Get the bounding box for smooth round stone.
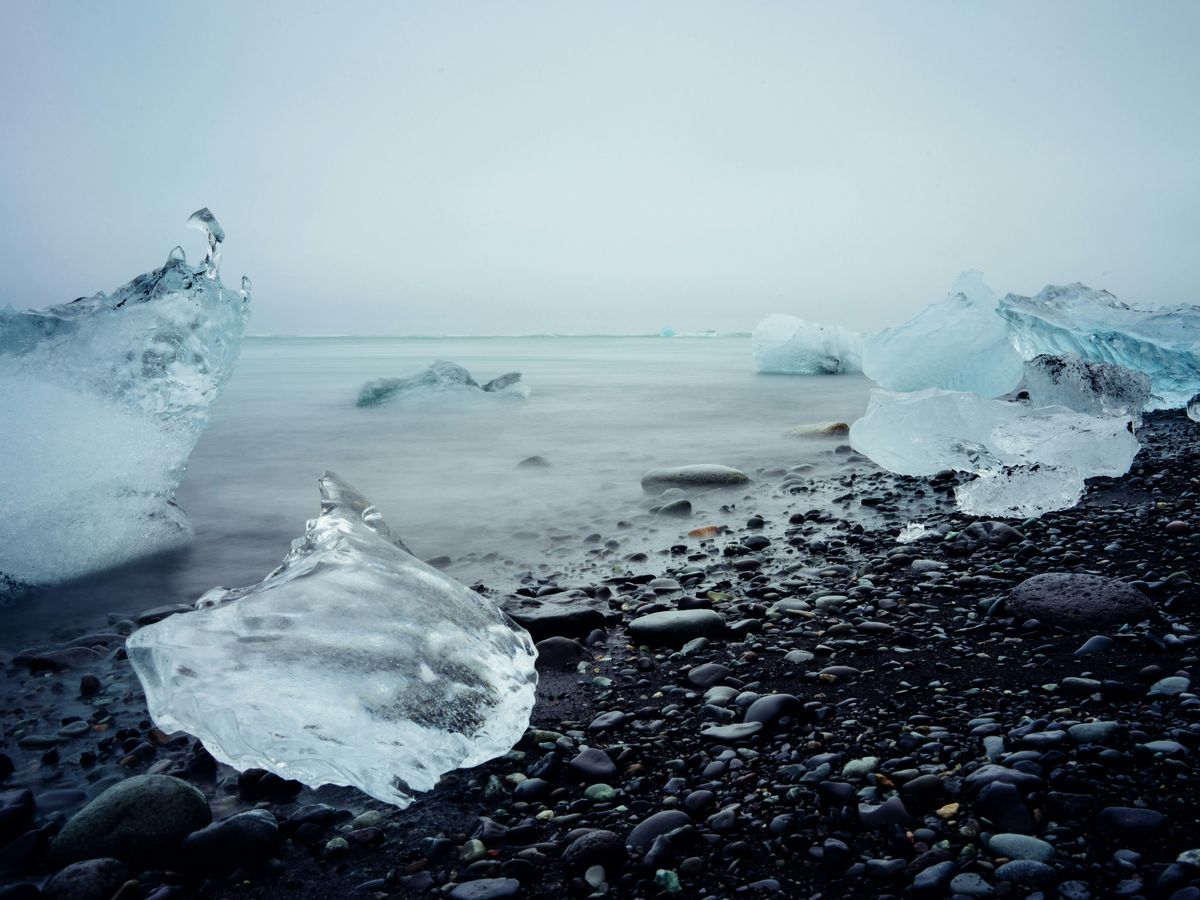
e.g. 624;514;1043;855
1068;721;1122;744
995;859;1058;887
913;860;956;893
841;757;879;781
584;784;617;802
1074;635;1114;657
700;722;763;742
949;872;995;897
783;649;814;664
687;663;732;688
626;810;691;850
640;465;751;492
628;610;726;646
51;775;212;867
561;829;626;870
41;858;128;900
657;499;693;518
448;878;522;900
57;721;91;739
743;694;802;728
1148;676;1190;697
180;809;279;872
568;748;618;781
987;833;1054;862
1097;806;1166;836
1007;573;1153;628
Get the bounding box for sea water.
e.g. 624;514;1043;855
0;335;871;647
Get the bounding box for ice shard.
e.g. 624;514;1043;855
126;473;538;808
848;388;1139;518
861;270;1024;397
1023;353;1150;420
752;314;864;375
999;283;1200;410
356;360;529;407
0;210;249;589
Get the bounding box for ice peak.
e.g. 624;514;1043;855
186;208;225;278
318;470;411;553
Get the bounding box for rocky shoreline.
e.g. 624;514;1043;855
3;409;1200;900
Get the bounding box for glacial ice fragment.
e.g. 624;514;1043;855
126;472;538;808
849;388;1139;517
862;271;1024;397
1023;353;1150;420
999;283;1200;410
186;207;225;277
0;210;248;589
356;360;528;407
752;314;864;374
1189;394;1200;423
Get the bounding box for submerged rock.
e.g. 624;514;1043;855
784;421;850;438
356;360;527;406
127;472;538;808
641;465;751;493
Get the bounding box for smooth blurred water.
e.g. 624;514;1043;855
2;335;872;647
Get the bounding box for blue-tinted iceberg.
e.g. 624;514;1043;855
849;388;1139;518
0;210;248;590
1023;353;1150;420
127;472;538;808
752;314;864;374
862;271;1024;397
357;360;529;407
999;283;1200;410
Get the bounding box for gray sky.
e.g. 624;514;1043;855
2;1;1197;336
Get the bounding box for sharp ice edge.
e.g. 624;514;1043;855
0;210;248;589
356;360;529;407
126;472;538;808
752;314;864;375
999;283;1200;410
1188;393;1200;423
862;270;1024;397
849;387;1139;518
1023;352;1150;420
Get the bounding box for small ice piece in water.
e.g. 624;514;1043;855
0;211;249;589
752;314;864;374
127;472;538;808
896;522;931;543
1189;394;1200;423
1023;353;1150;420
240;275;253;301
999;283;1200;410
849;388;1139;518
862;270;1024;397
356;360;528;407
186;207;225;277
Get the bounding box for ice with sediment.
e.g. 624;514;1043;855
1023;353;1151;420
0;210;249;590
752;314;864;374
126;472;538;808
861;270;1024;398
356;360;529;407
999;283;1200;410
849;388;1139;518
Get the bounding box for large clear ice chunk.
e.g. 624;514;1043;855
1023;353;1150;419
999;283;1200;410
752;314;864;374
848;388;1139;518
861;270;1024;397
0;211;248;589
126;473;538;808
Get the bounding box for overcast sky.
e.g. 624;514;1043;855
1;1;1197;336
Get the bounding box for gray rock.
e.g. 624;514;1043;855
987;833;1054;862
628;610;726;646
448;878;522;900
657;499;693;517
180;809;279;872
41;858;129;900
51;774;212;867
626;810;691;850
1007;573;1153;628
501;592;616;642
640;465;750;493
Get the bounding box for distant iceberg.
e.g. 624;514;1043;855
752;314;864;374
356;360;529;407
1000;283;1200;410
0;209;249;590
127;472;538;808
862;270;1024;398
849;387;1139;518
